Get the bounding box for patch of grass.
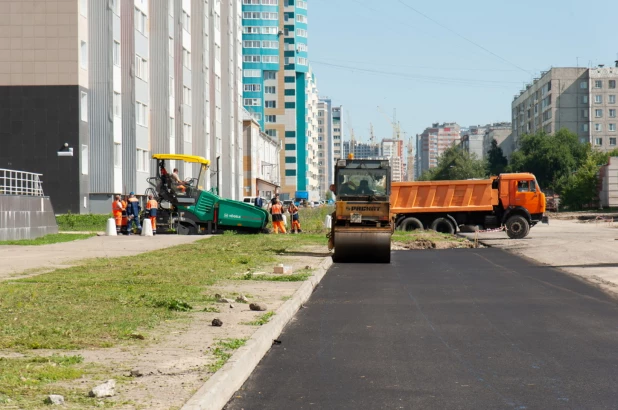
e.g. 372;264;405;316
207;338;247;373
244;311;275;326
0;354;106;408
240;272;311;282
56;212;110;232
0;234;325;350
202;306;220;313
149;297;193;312
392;230;468;244
0;233;95;246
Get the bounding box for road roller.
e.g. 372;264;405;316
327;156;393;263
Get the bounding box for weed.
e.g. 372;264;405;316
150;298;193;312
202;306;220;313
207;338;247;372
244;311;275;326
0;233;95;246
56;212;110;232
243;273;311;282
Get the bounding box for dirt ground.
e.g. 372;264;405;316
0;245;328;410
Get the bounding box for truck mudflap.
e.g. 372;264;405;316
332;226;392;264
542;215;549;224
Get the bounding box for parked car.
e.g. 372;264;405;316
242;196;267;209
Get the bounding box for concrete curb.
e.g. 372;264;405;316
181;255;334;410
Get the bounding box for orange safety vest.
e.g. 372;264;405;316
146;199;158;210
112;200;123;214
272;203;282;214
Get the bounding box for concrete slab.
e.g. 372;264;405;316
461;219;618;292
0;234;206;281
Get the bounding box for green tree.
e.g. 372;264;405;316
486;139;508;176
421;145;487;181
559;153;601;210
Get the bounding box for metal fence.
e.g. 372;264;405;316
0;168;45;196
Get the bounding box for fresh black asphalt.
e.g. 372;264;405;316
225;249;618;410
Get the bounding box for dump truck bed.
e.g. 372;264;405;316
391;179;498;214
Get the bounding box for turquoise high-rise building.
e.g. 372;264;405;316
242;0;318;200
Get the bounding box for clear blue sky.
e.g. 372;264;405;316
309;0;618;144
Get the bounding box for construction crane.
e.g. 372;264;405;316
345;110;356;156
377;106;402;140
369;123;375;144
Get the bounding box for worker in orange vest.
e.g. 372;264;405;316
271;199;286;234
112;195;124;234
288;201;302;233
145;194;158;234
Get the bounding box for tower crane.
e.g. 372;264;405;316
377;106;401;140
345;110;356;156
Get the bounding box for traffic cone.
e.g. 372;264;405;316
141;220;153;237
106;218;117;236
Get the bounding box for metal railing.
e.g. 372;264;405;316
0;168;45;196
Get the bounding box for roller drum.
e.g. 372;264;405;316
332;227;391;263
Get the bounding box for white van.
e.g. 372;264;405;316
243;197;267;209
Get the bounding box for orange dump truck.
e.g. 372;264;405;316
391;173;548;239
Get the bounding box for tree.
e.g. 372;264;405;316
486;139;508;176
559;153;600;210
421;145;487;181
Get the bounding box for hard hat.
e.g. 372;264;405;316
129;192;135;195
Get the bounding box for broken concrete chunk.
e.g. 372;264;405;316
273;264;292;274
44;395;65;405
250;303;267;312
212;318;223;327
89;380;116;398
236;294;249;303
130;369;143;377
217;298;235;304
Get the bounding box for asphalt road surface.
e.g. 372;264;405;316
226;249;618;410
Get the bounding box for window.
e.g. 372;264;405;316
582;124;589;132
169;77;174;99
114;143;121;167
610;80;616;89
111;0;119;15
284;76;295;83
183;123;192;143
113;92;121;117
262;41;278;49
183;86;191;105
244;41;261;48
243;69;260;77
610;95;616;104
243;12;260;19
244;55;260;63
582;95;588;104
297;57;308;66
80;0;87;16
261;12;277;19
264;71;276;80
136;101;147;126
610;109;617;118
296;14;307;23
182;48;190;67
262;55;279;63
595;138;603;146
265;115;276;123
135;8;147;34
266;129;277;138
136;149;150;172
296;28;307;37
611;138;617;146
169;117;175;138
80;41;87;69
610;124;616;132
243;0;260;4
80;92;88;122
595;95;602;104
582;109;589;118
580;81;588;89
297;43;308;52
517;180;535;193
595;109;603;118
244;84;261;92
169;37;174;56
81;145;89;175
243;26;260;34
244;98;261;106
595;123;603;132
265;101;276;108
297;0;307;9
594;80;603;89
262;0;278;4
262;27;278;35
113;41;120;66
265;86;275;93
182;10;191;33
135;55;147;80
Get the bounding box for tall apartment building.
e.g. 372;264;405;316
381;138;404;182
0;0;244;213
317;98;334;196
241;0;314;199
460;125;488;159
342;141;380;159
332;106;343;160
482;122;511;158
512;65;618;151
417;123;461;176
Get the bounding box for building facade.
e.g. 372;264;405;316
332;105;343;160
460;125;487;159
512;65;618;151
417;122;461;176
241;0;314;200
0;0;245;213
242;109;281;200
482;123;512;158
381;139;404;182
317;98;334;197
342;141;380;159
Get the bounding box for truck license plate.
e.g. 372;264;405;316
351;213;362;223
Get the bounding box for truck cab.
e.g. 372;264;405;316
497;173;547;237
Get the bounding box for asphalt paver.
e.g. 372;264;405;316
226;249;618;410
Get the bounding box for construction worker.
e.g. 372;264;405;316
145;194;158;234
120;195;129;234
288;201;302;234
126;192;142;235
171;168;187;193
271;198;286;234
112;195;124;234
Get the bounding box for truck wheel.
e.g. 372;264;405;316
398;217;424;231
430;217;455;234
506;215;530;239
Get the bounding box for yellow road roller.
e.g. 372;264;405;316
327;156;393;263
